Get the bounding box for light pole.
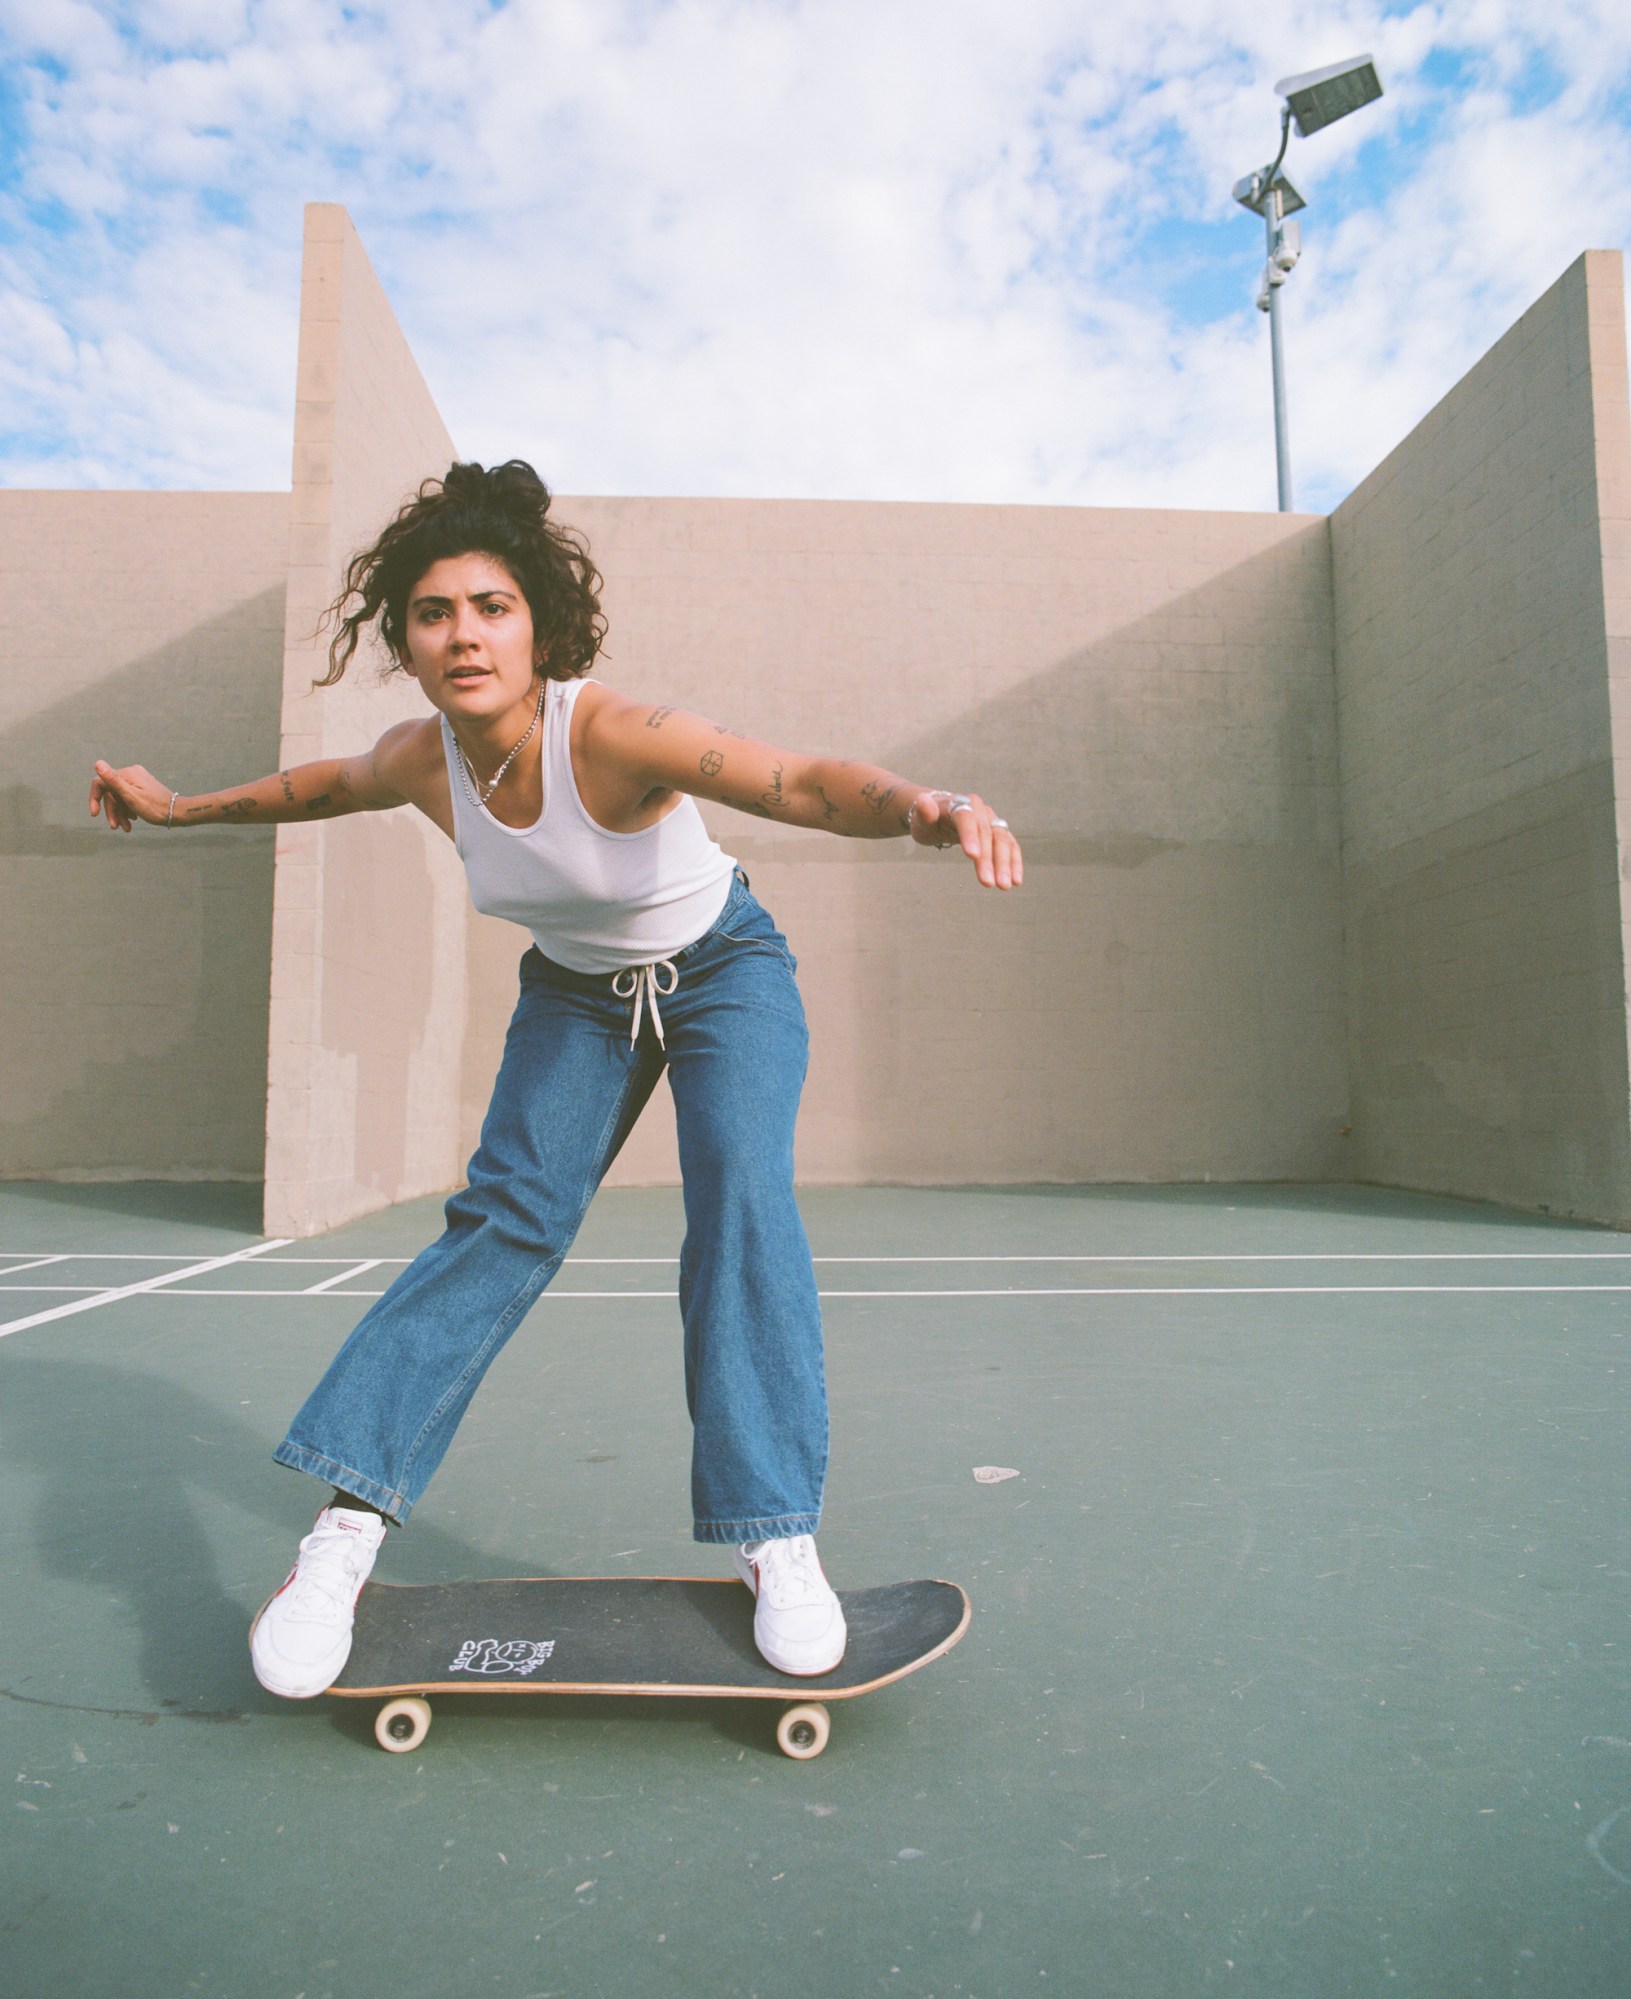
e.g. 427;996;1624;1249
1233;55;1384;511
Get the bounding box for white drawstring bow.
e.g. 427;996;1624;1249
611;959;679;1047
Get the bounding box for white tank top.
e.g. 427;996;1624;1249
441;677;737;976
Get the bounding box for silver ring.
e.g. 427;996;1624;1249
948;797;972;815
992;818;1009;830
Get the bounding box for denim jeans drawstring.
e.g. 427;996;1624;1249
611;958;680;1047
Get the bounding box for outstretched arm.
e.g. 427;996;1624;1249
89;723;433;832
584;695;1023;890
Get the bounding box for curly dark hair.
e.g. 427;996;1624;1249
316;459;606;686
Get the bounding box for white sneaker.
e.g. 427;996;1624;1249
733;1535;847;1676
250;1506;387;1699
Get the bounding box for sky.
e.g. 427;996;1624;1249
1;0;1629;515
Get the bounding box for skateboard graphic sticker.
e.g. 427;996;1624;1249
448;1638;557;1676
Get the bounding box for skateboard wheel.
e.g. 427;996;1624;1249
375;1697;432;1753
776;1702;830;1760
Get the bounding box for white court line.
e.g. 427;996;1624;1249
302;1259;384;1295
0;1252;254;1263
0;1239;294;1339
817;1252;1631;1263
76;1281;1631;1301
0;1254;72;1279
9;1248;1631;1264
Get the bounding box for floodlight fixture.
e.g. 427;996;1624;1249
1275;56;1384;138
1233;54;1384;510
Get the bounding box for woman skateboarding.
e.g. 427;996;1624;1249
87;459;1023;1696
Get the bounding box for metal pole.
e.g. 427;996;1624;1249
1264;184;1293;511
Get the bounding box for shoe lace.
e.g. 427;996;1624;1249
284;1524;371;1619
753;1536;824;1606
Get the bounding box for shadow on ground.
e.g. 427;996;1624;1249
0;1358;549;1721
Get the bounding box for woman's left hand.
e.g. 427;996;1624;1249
910;791;1023;890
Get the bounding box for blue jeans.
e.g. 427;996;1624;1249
273;874;828;1541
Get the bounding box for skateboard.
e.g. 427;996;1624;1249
329;1574;970;1759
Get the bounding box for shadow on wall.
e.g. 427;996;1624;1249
0;590;285;1177
823;531;1344;1182
0;1178;266;1232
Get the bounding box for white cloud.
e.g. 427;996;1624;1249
0;0;1627;511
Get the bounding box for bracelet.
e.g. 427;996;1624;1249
166;791;178;828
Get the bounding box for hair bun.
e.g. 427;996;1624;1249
441;459;551;521
441;461;489;501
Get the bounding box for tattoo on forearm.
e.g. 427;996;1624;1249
221;797;256;818
306;795;331;813
814;784;840;822
646;706;676;729
279;771;296;804
759;763;786;812
861;780;897;816
714;723;747;740
700;750;724;777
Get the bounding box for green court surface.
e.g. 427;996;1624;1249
3;1177;1629;1998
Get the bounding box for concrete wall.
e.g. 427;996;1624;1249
1332;251;1631;1221
1601;269;1631;1192
462;500;1347;1186
0;491;286;1178
262;204;467;1237
10;212;1630;1228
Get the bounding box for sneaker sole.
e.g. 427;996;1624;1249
755;1633;849;1676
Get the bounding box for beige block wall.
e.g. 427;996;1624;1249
1601;270;1631;1143
262;205;468;1237
1332;251;1631;1221
14;216;1625;1221
0;491;286;1177
461;500;1346;1185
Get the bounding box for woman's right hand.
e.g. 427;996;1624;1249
89;760;174;832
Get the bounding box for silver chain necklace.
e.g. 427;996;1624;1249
456;678;547;807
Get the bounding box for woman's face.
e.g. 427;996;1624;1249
399;551;541;728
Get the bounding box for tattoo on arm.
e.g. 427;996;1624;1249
759;762;787;813
860;780;898;816
713;723;747;739
221;797;257;818
700;750;724;777
646;705;676;729
306;795;332;813
279;771;296;805
814;784;840;822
